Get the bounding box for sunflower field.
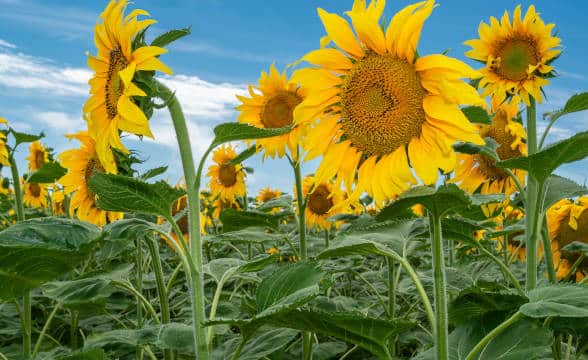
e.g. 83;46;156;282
1;0;588;359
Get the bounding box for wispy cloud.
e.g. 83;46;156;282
559;70;588;82
0;38;16;49
170;40;287;64
34;111;85;131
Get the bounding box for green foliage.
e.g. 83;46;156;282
543;175;588;211
211;123;291;147
9;129;43;147
0;217;102;299
150;27;191;47
88;173;184;219
462;106;491;125
219;208;280;232
27;161;67;184
521;285;588;318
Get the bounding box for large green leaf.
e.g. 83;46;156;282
376;184;504;220
543;92;588;127
449;287;527;325
220;208;279;232
204;255;276;284
0;217;102;299
9;129;43;147
498;131;588;182
520;285;588;318
211;123;291;147
211;327;298;360
99;218;156;261
542;175;588;212
462;106;491;125
28;161;67;183
88;173;184;219
33;347;105;360
454;138;499;159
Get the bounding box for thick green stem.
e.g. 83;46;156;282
10;155;30;359
324;229;329;249
387;258;396;357
70;310;79;349
147;238;173;360
136;238;144;360
159;81;209;360
525;97;542;291
465;312;523;360
430;213;448;359
291;152;311;360
292;158;307;259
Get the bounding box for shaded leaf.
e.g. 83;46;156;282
521;285;588;318
543;175;588;211
211;123;291;147
211;327;298;360
28;161;67;183
220;209;279;232
462;106;491;125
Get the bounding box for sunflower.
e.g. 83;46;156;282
158;194;209;252
23;181;48;208
465;5;561;109
208;145;246;203
298;175;348;231
236;65;308;159
257;187;282;204
58;131;123;226
211;198;241;221
27;141;49;171
293;0;484;206
495;204;526;262
84;0;172;173
0;117;10;166
548;197;588;282
52;189;66;216
453;103;526;198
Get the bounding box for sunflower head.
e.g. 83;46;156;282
454;103;526;203
208;145;246;203
52;189;67;216
465;5;561;108
548;197;588;281
256;187;282;204
293;0;484;206
84;0;173;173
236;65;307;159
27;141;49;172
23;181;48;209
58;131;123;226
299;176;349;231
0;117;9;167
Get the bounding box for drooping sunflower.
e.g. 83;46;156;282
23;182;48;208
465;5;561;109
0;117;10;166
208;145;246;203
257;187;282;204
236;65;308;159
548;197;588;282
299;176;348;231
453;103;526;197
84;0;172;173
58;131;123;226
52;189;67;216
27;141;49;171
294;0;484;206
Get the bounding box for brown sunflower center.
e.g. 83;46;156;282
557;208;588;268
172;196;189;235
340;54;426;157
34;150;45;169
260;91;302;128
84;157;105;198
476;111;523;180
307;184;334;216
105;47;129;119
218;164;238;187
29;183;41;197
494;38;539;82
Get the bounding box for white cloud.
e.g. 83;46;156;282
34;111;84;131
0;39;16;49
0;51;91;96
171;40;283;64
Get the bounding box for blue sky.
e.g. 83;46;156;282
0;0;586;196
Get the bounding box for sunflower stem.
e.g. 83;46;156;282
135;237;144;360
429;212;448;359
146;237;173;360
464;311;523;360
159;81;209;360
541;216;557;283
387;257;396;356
324;229;329;249
9;154;30;359
525;97;542;291
291;148;312;360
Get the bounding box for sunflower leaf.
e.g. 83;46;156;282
0;217;103;300
229;145;258;165
544;92;588;124
520;284;588;318
151;27;191;48
462;106;491;125
542;175;588;212
453;138;499;160
219;208;279;232
211;123;291;148
28;161;67;183
88;173;185;219
497;131;588;182
9;129;43;147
